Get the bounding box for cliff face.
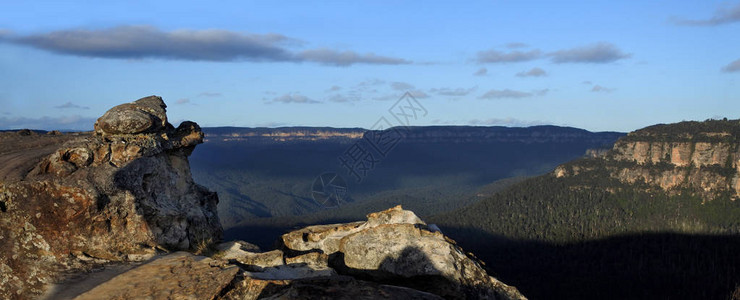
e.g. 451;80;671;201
201;125;624;145
0;96;221;299
555;119;740;201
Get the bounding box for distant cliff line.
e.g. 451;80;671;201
202;125;625;144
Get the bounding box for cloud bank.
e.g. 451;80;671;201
673;3;740;26
722;58;740;72
270;94;320;104
0;26;410;66
549;42;631;63
516;67;547;77
476;49;541;63
477;42;630;64
430;86;477;96
478;89;534;99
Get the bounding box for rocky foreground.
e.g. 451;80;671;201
0;96;525;299
68;205;525;300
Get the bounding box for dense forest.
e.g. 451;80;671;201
431;153;740;299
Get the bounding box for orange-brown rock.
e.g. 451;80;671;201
556;119;740;200
0;96;221;299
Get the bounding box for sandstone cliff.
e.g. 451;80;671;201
0;96;221;299
554;119;740;201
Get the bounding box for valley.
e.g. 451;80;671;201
190;120;740;299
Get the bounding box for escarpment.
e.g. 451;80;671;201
555;119;740;201
1;96;526;299
0;96;221;299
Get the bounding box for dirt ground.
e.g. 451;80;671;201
0;131;89;182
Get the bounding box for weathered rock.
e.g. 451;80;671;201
73;252;238;300
281;205;425;254
235;250;284;271
0;96;221;299
340;223;525;300
93;96;168;135
33;205;524;299
246;263;336;280
285;252;329;268
280;206;526;300
215;240;261;260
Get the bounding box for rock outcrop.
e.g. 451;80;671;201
69;206;525;300
279;206;525;300
554;119;740;201
0;96;221;299
1;96;525;299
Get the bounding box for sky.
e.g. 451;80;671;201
0;0;738;132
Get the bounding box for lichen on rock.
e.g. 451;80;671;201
0;96;221;299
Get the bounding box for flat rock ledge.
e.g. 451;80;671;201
70;206;526;300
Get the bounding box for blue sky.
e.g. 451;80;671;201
0;0;738;132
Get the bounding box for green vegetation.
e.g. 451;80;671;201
430;156;740;299
621;118;740;143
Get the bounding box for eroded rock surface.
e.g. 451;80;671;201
0;96;221;299
279;205;526;300
73;252;237;300
64;206;526;300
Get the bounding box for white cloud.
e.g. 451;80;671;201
591;85;615;92
479;89;533;99
477;49;541;63
430;86;477;96
270;94;320;104
390;82;415;91
722;58;740;72
516;67;547;77
672;3;740;26
54;101;90;109
549;42;631;63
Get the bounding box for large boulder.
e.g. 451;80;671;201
94;96;169;135
280;205;526;300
